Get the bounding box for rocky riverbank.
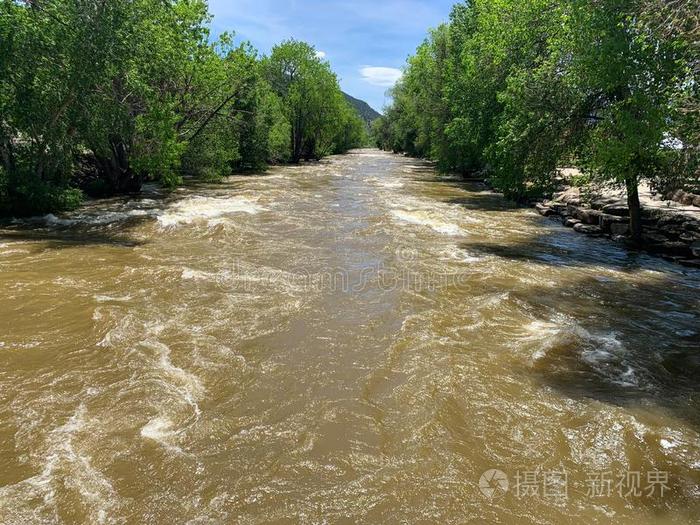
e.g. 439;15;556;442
535;185;700;268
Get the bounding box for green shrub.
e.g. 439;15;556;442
0;173;83;217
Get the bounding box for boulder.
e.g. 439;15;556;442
548;201;568;214
693;196;700;208
553;187;581;204
683;221;700;233
573;223;602;235
681;193;696;206
680;232;700;244
657;214;686;228
598;213;627;233
591;197;618;210
610;222;630;235
642;232;670;245
601;202;629;217
567;204;580;217
565;218;581;228
579;209;603;225
662;226;684;241
536;203;554;217
691;240;700;258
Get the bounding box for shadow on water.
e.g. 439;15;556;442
0;214;153;250
402;171;526;213
450;221;700;429
457;230;700;274
514;271;700;431
443;194;523;213
0;228;145;250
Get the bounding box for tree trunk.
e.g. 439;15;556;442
0;136;15;175
625;175;642;242
93;137;141;195
291;120;303;163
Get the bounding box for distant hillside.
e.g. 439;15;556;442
343;92;382;126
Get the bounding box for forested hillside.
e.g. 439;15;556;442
374;0;698;240
0;0;367;217
343;92;382;126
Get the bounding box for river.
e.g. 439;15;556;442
0;149;699;524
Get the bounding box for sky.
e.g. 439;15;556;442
208;0;456;113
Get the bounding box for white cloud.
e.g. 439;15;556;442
315;50;327;59
360;66;403;87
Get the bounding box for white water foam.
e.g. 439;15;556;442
522;315;637;387
94;294;133;303
141;340;204;412
156;196;266;227
138;340;204;451
438;245;484;263
181;268;217;281
33;208;153;228
140;416;183;454
391;209;465;236
0;404;119;524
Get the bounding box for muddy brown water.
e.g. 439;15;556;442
0;150;699;524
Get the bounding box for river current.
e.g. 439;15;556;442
0;149;699;523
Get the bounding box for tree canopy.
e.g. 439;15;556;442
374;0;698;239
0;0;367;216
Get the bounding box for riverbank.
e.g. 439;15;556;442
533;183;700;268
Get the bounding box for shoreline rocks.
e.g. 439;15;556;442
535;187;700;268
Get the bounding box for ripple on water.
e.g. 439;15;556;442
391;209;466;236
2;150;700;523
155;196;266;228
518;314;640;388
0;404;120;524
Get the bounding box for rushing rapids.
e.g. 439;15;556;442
0;150;699;524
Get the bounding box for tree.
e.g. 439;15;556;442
378;0;695;240
0;1;369;216
548;0;689;239
264;40;361;162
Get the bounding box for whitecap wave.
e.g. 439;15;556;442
521;315;638;387
138;340;204;452
391;209;465;235
0;404;119;524
156;196;266;227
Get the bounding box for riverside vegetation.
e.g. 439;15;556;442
0;0;368;217
373;0;699;243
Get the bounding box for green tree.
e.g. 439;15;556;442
264;40;361;162
379;0;695;239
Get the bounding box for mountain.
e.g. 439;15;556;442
343;92;382;126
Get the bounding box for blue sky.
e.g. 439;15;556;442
208;0;456;113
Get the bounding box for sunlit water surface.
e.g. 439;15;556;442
1;150;699;524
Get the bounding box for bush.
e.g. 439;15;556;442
0;172;83;217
